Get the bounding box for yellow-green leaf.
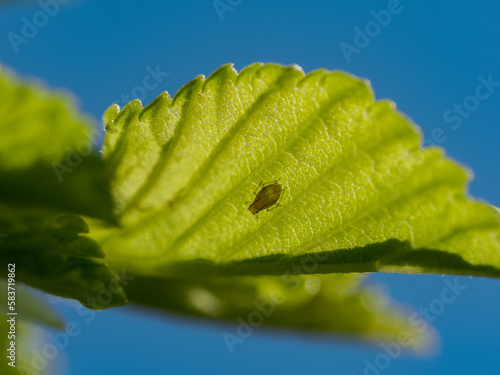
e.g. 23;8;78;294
0;67;124;309
94;63;500;279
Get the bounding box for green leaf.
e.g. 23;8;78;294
0;67;124;309
0;206;127;309
0;66;115;222
94;63;500;279
126;273;435;351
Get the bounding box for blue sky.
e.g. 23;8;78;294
1;0;500;374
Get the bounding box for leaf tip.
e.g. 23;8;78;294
103;104;121;125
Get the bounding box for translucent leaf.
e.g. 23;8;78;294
94;63;500;279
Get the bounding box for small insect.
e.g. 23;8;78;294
248;179;286;215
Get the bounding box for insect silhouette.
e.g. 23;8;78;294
248;179;286;215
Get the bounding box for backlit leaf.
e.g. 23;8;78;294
94;63;500;279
